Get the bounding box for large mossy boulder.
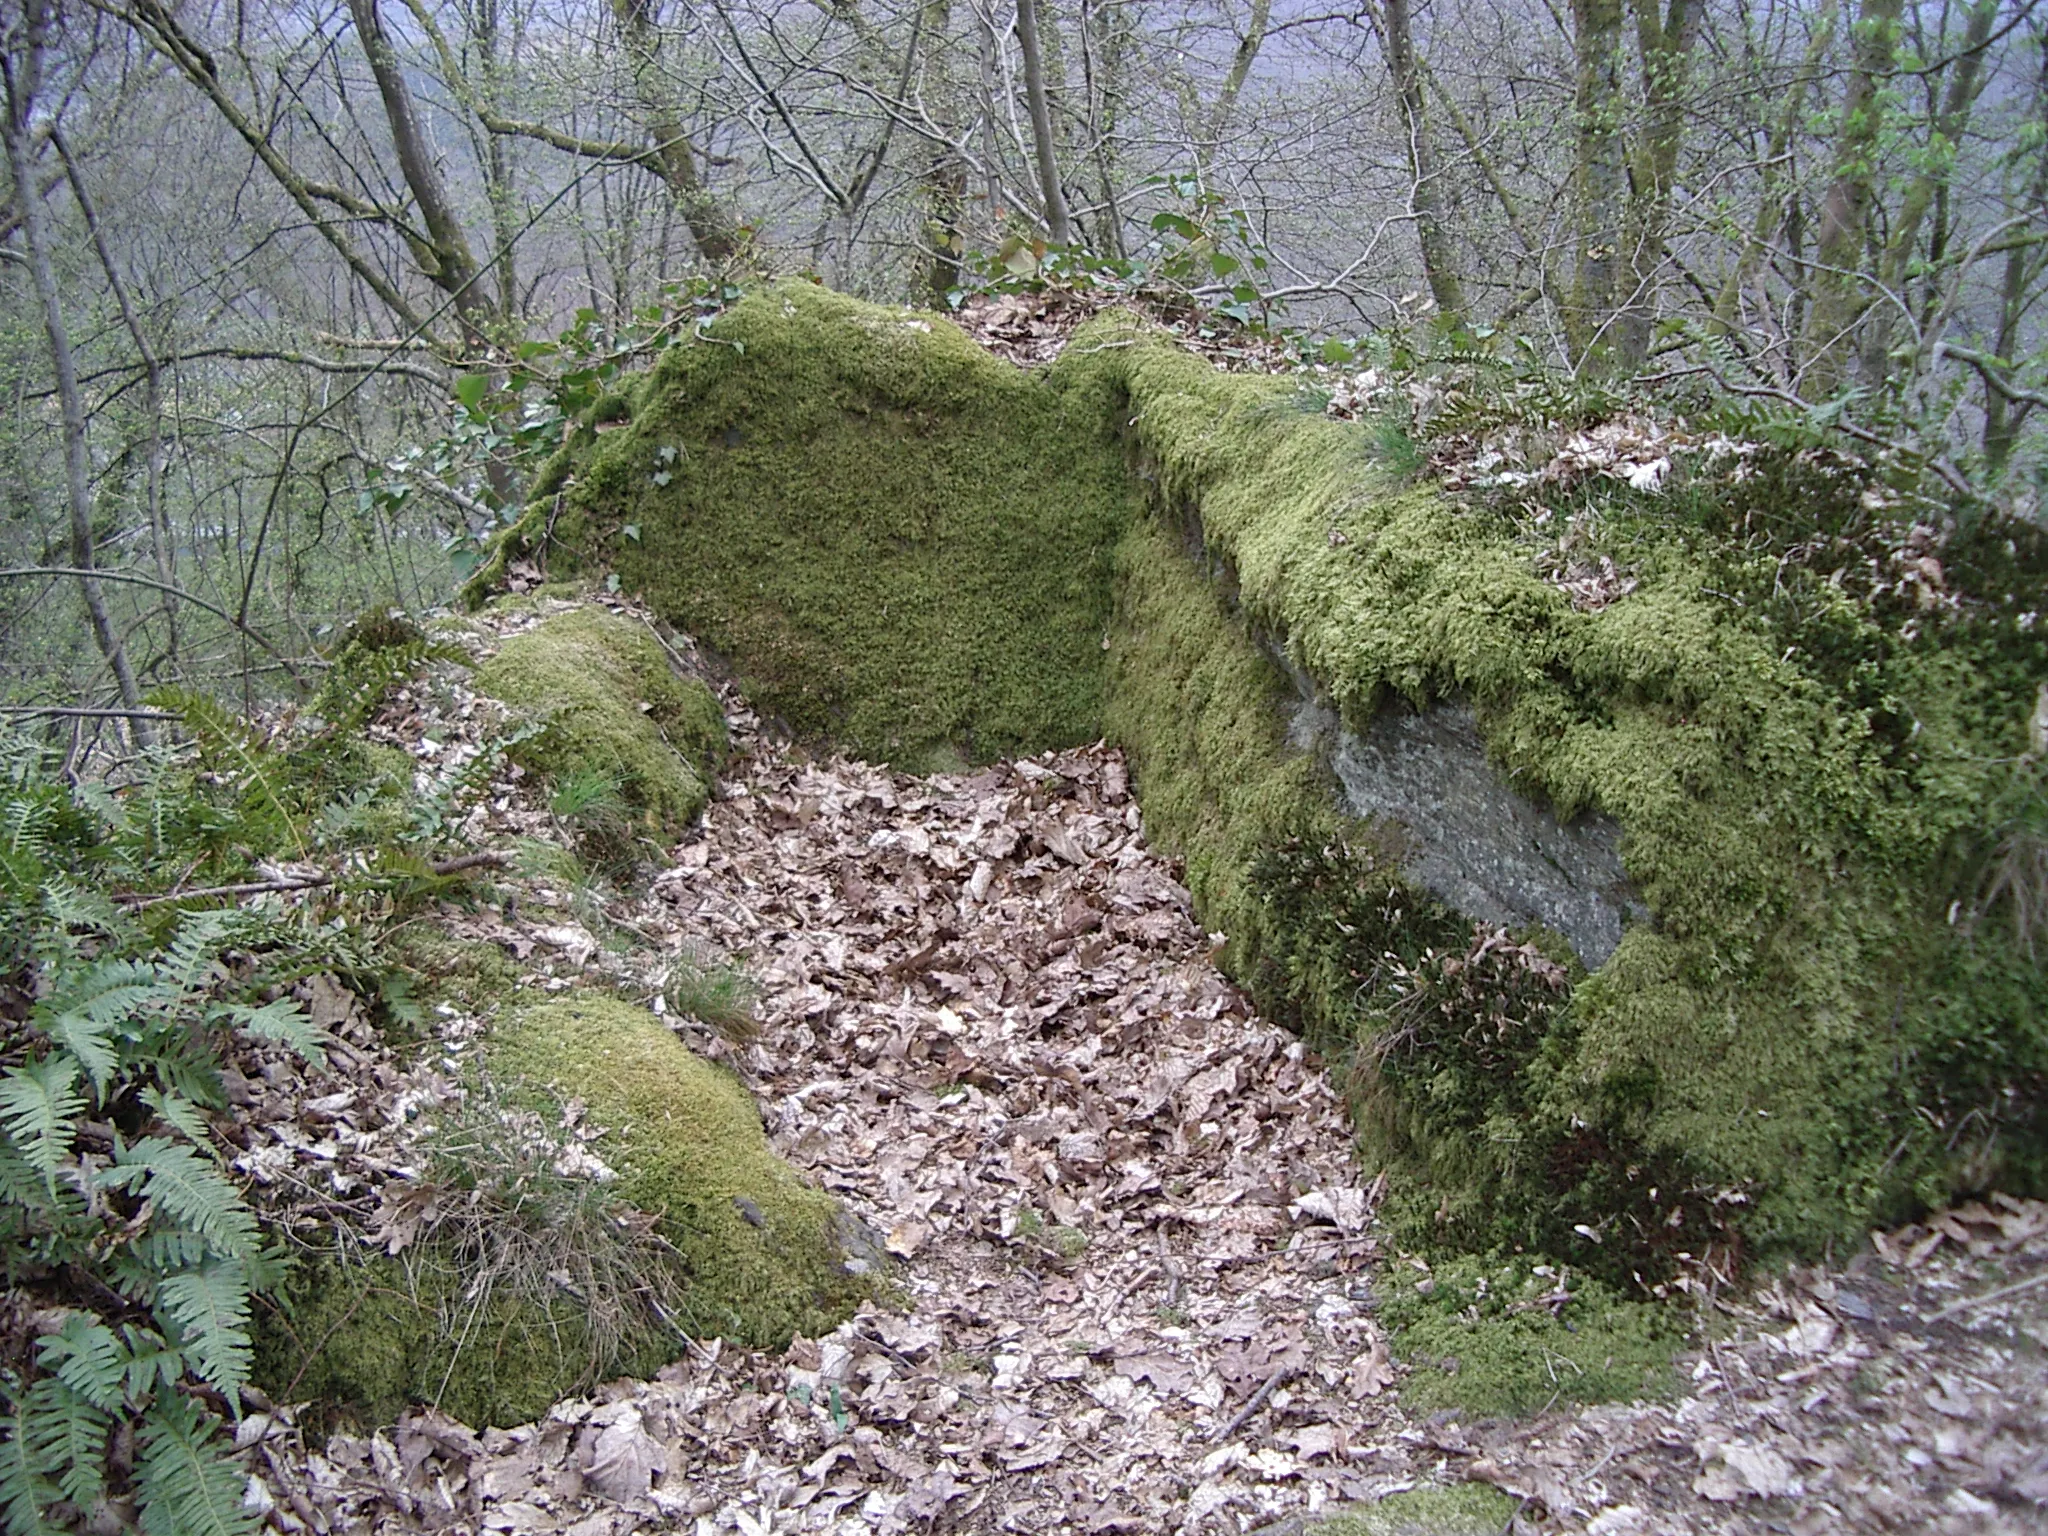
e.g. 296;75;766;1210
478;282;1137;768
473;604;726;834
474;283;2048;1282
257;997;873;1429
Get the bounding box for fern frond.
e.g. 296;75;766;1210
39;958;158;1096
155;1261;254;1400
37;1314;130;1413
222;999;325;1065
142;1088;218;1155
0;1397;63;1536
0;1059;82;1188
135;1393;256;1536
19;1379;108;1507
100;1139;260;1260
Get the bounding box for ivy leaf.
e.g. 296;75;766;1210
453;374;491;413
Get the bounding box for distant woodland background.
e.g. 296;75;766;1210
4;0;2044;722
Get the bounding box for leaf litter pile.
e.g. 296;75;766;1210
175;599;2048;1535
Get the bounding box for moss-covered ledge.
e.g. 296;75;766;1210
465;285;2048;1284
1088;309;2048;1269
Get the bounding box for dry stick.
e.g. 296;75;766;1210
1927;1267;2048;1322
117;851;509;910
0;706;180;720
1210;1360;1301;1443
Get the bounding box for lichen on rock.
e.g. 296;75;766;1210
472;604;725;835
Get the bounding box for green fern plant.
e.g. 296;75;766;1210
0;734;335;1536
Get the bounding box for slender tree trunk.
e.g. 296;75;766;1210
2;4;151;743
1202;0;1270;181
347;0;499;344
1613;0;1696;368
1804;0;1904;396
1984;40;2048;472
1015;0;1072;244
1857;0;1999;385
1713;0;1837;338
1380;0;1463;319
1081;0;1127;257
1568;0;1626;369
612;0;745;262
54;127;177;668
918;0;968;303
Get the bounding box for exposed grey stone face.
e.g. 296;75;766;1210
1288;682;1643;966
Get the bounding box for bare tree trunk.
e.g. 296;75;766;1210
1984;37;2048;472
1015;0;1072;244
917;0;968;302
2;2;151;744
347;0;498;345
1713;0;1836;339
1857;0;1999;384
1568;0;1626;369
1613;0;1696;368
612;0;745;262
54;127;177;668
1201;0;1270;180
1080;0;1127;257
1804;0;1904;396
1378;0;1463;319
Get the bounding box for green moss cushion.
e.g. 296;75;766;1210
473;605;725;834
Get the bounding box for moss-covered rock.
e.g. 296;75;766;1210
491;997;874;1346
255;1240;680;1433
476;283;1139;767
473;605;725;835
471;287;2048;1289
257;996;875;1429
1089;310;2048;1273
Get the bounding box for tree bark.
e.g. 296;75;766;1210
1857;0;2000;383
1568;0;1626;369
346;0;499;345
1379;0;1463;319
1613;0;1696;368
1804;0;1904;396
2;2;151;744
1015;0;1072;244
612;0;745;262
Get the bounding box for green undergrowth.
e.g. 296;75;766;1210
472;282;1138;766
1377;1256;1679;1417
472;604;726;840
1305;1485;1518;1536
467;286;2048;1297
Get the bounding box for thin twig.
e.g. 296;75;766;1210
1210;1361;1300;1443
1926;1267;2048;1321
0;706;180;719
117;850;509;909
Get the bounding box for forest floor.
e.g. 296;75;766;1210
227;596;2048;1536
